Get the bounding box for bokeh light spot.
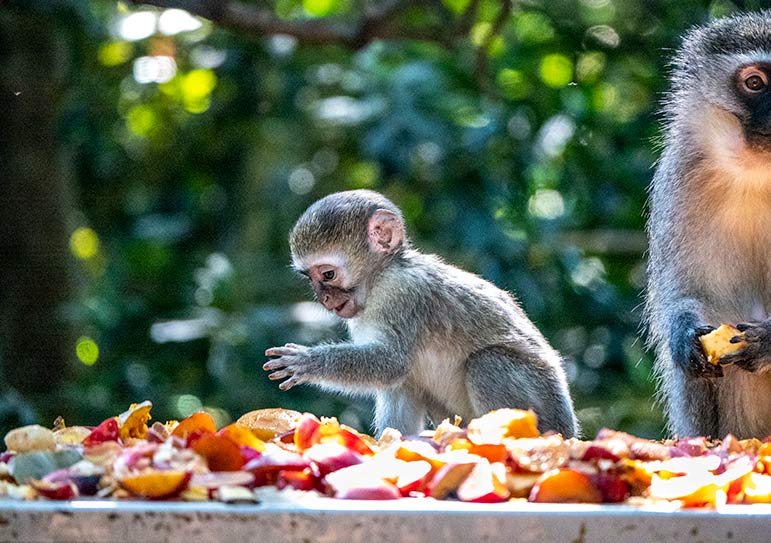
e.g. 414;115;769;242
442;0;471;14
303;0;335;17
181;69;217;113
182;69;217;98
175;394;203;418
539;54;573;88
514;12;555;44
528;189;565;220
158;9;202;35
70;227;100;260
133;56;177;84
348;162;379;188
126;105;158;137
497;68;530;100
98;42;132;66
116;11;157;42
76;337;99;366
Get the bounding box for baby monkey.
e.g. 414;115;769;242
265;190;577;437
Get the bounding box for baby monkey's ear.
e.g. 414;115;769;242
367;210;404;254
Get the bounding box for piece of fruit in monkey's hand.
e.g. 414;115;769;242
699;324;746;365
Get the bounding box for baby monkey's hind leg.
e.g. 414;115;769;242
465;345;577;437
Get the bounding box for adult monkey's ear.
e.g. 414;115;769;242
367;210;404;254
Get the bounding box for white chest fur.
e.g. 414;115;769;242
346;319;382;345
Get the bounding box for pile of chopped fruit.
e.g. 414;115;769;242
1;402;770;507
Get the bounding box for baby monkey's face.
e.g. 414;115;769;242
301;258;360;319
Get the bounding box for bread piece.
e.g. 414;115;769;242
699;324;745;365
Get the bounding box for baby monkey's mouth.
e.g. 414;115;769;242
333;298;358;318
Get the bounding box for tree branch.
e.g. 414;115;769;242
129;0;457;48
475;0;513;88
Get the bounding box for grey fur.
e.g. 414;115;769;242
267;190;578;437
647;12;771;439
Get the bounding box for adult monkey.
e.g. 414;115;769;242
265;190;578;437
647;12;771;439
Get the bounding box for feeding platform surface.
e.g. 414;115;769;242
1;497;770;543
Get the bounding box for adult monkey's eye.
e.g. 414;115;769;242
322;270;335;281
740;67;768;92
745;74;766;91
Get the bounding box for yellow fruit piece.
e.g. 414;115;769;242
700;324;745;365
236;408;302;441
217;423;266;452
120;470;190;499
118;401;153;441
744;472;771;504
467;409;539;445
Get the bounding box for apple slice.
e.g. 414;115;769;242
30;480;78;500
582;445;621;463
649;455;754;507
336;483;401;500
426;460;476;499
590;473;629;503
190;471;255;489
395;459;432;496
276;469;319;491
244;446;311;486
324;463;401;499
395;440;445;472
294;413;322;451
304;442;363;475
506;472;541;499
82;418;120;447
457;459;510;503
529;468;602;503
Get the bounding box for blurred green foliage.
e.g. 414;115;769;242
2;0;766;440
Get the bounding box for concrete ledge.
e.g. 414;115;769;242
1;498;770;542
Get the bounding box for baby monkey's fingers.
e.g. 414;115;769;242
263;358;290;371
268;370;290;381
265;344;309;357
278;376;301;391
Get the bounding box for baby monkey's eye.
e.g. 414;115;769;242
739;67;768;93
322;270;335;281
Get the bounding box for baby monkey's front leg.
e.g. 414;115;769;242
264;341;411;390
